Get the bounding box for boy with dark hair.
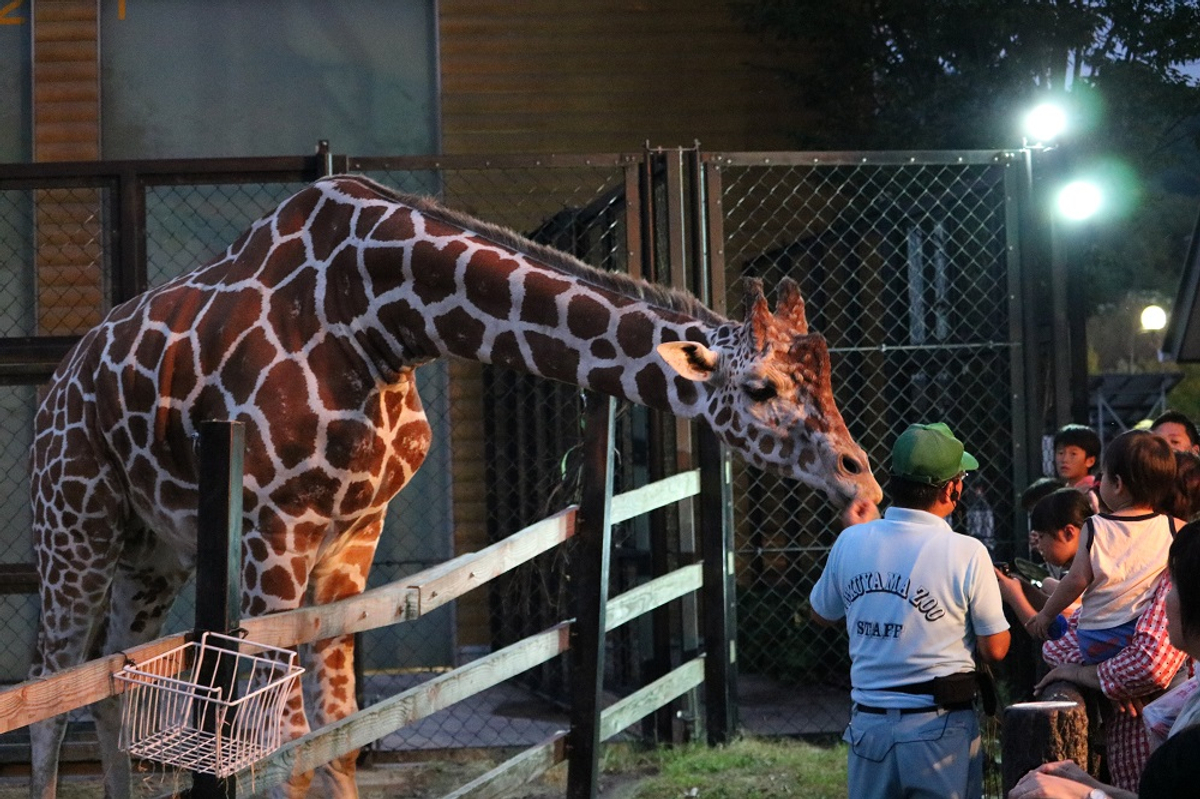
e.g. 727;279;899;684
1028;430;1179;664
1021;476;1066;513
1053;423;1102;491
1151;410;1200;455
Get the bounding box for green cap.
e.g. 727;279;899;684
891;422;980;484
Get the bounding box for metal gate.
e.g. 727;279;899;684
0;146;1048;754
702;150;1032;733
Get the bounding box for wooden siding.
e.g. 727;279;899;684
438;1;816;154
32;0;103;335
32;0;99;162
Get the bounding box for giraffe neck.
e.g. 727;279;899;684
312;177;732;417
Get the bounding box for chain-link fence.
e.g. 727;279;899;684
709;154;1027;789
0;149;1039;775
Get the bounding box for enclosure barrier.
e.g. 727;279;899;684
1;397;734;799
0;505;579;735
1;144;1064;751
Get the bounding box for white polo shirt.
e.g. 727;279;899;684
810;506;1009;707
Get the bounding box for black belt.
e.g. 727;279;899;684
855;701;974;715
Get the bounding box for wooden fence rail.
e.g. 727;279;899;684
234;566;704;797
0;506;579;734
4;397;731;799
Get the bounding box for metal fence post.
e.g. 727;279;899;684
698;424;737;744
566;394;615;799
191;420;245;799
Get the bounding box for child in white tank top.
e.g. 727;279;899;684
1027;430;1179;663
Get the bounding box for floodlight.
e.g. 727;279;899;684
1024;103;1067;143
1056;180;1102;220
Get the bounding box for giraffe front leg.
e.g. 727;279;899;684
300;519;385;799
270;678;315;799
302;633;361;799
28;718;68;799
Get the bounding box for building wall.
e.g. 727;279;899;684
99;1;439;159
0;1;31;163
439;0;815;154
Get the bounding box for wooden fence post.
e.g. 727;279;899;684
566;395;616;799
190;420;245;799
697;425;737;744
1001;680;1090;795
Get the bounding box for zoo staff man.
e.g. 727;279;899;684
810;422;1010;799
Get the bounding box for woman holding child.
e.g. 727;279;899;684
1002;429;1197;798
1008;517;1200;797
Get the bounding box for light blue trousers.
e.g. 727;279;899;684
843;706;982;799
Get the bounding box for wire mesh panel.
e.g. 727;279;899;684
710;152;1023;737
0;183;115;684
145;183;310;287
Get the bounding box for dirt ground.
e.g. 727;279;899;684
0;756;652;798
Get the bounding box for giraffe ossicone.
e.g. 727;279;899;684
28;175;879;799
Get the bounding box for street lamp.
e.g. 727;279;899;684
1141;304;1167;332
1130;304;1168;371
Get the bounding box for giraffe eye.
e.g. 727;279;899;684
743;379;777;403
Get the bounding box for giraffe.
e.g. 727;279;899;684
28;174;881;799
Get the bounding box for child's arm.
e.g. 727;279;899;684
1026;539;1093;639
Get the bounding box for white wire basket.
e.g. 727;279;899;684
115;631;303;777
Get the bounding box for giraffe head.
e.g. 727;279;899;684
657;278;882;507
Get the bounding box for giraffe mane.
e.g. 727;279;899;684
323;175;730;328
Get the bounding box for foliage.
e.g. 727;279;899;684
608;736;849;799
730;0;1200;151
1079;191;1198;316
731;1;1200;320
1167;362;1200;418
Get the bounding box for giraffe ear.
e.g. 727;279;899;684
743;278;773;352
776;278;809;335
657;341;721;381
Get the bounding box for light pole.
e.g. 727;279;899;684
1021;99;1104;445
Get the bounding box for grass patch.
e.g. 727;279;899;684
604;736;848;799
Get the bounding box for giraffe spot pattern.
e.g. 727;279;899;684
463;251;518;320
411;241;460;305
616;312;656;358
528;331;580;382
433;306;486;355
590;339;617;360
521;272;570;327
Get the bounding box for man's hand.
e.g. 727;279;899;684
1110;695;1144;717
994;567;1024;603
840;496;880;528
